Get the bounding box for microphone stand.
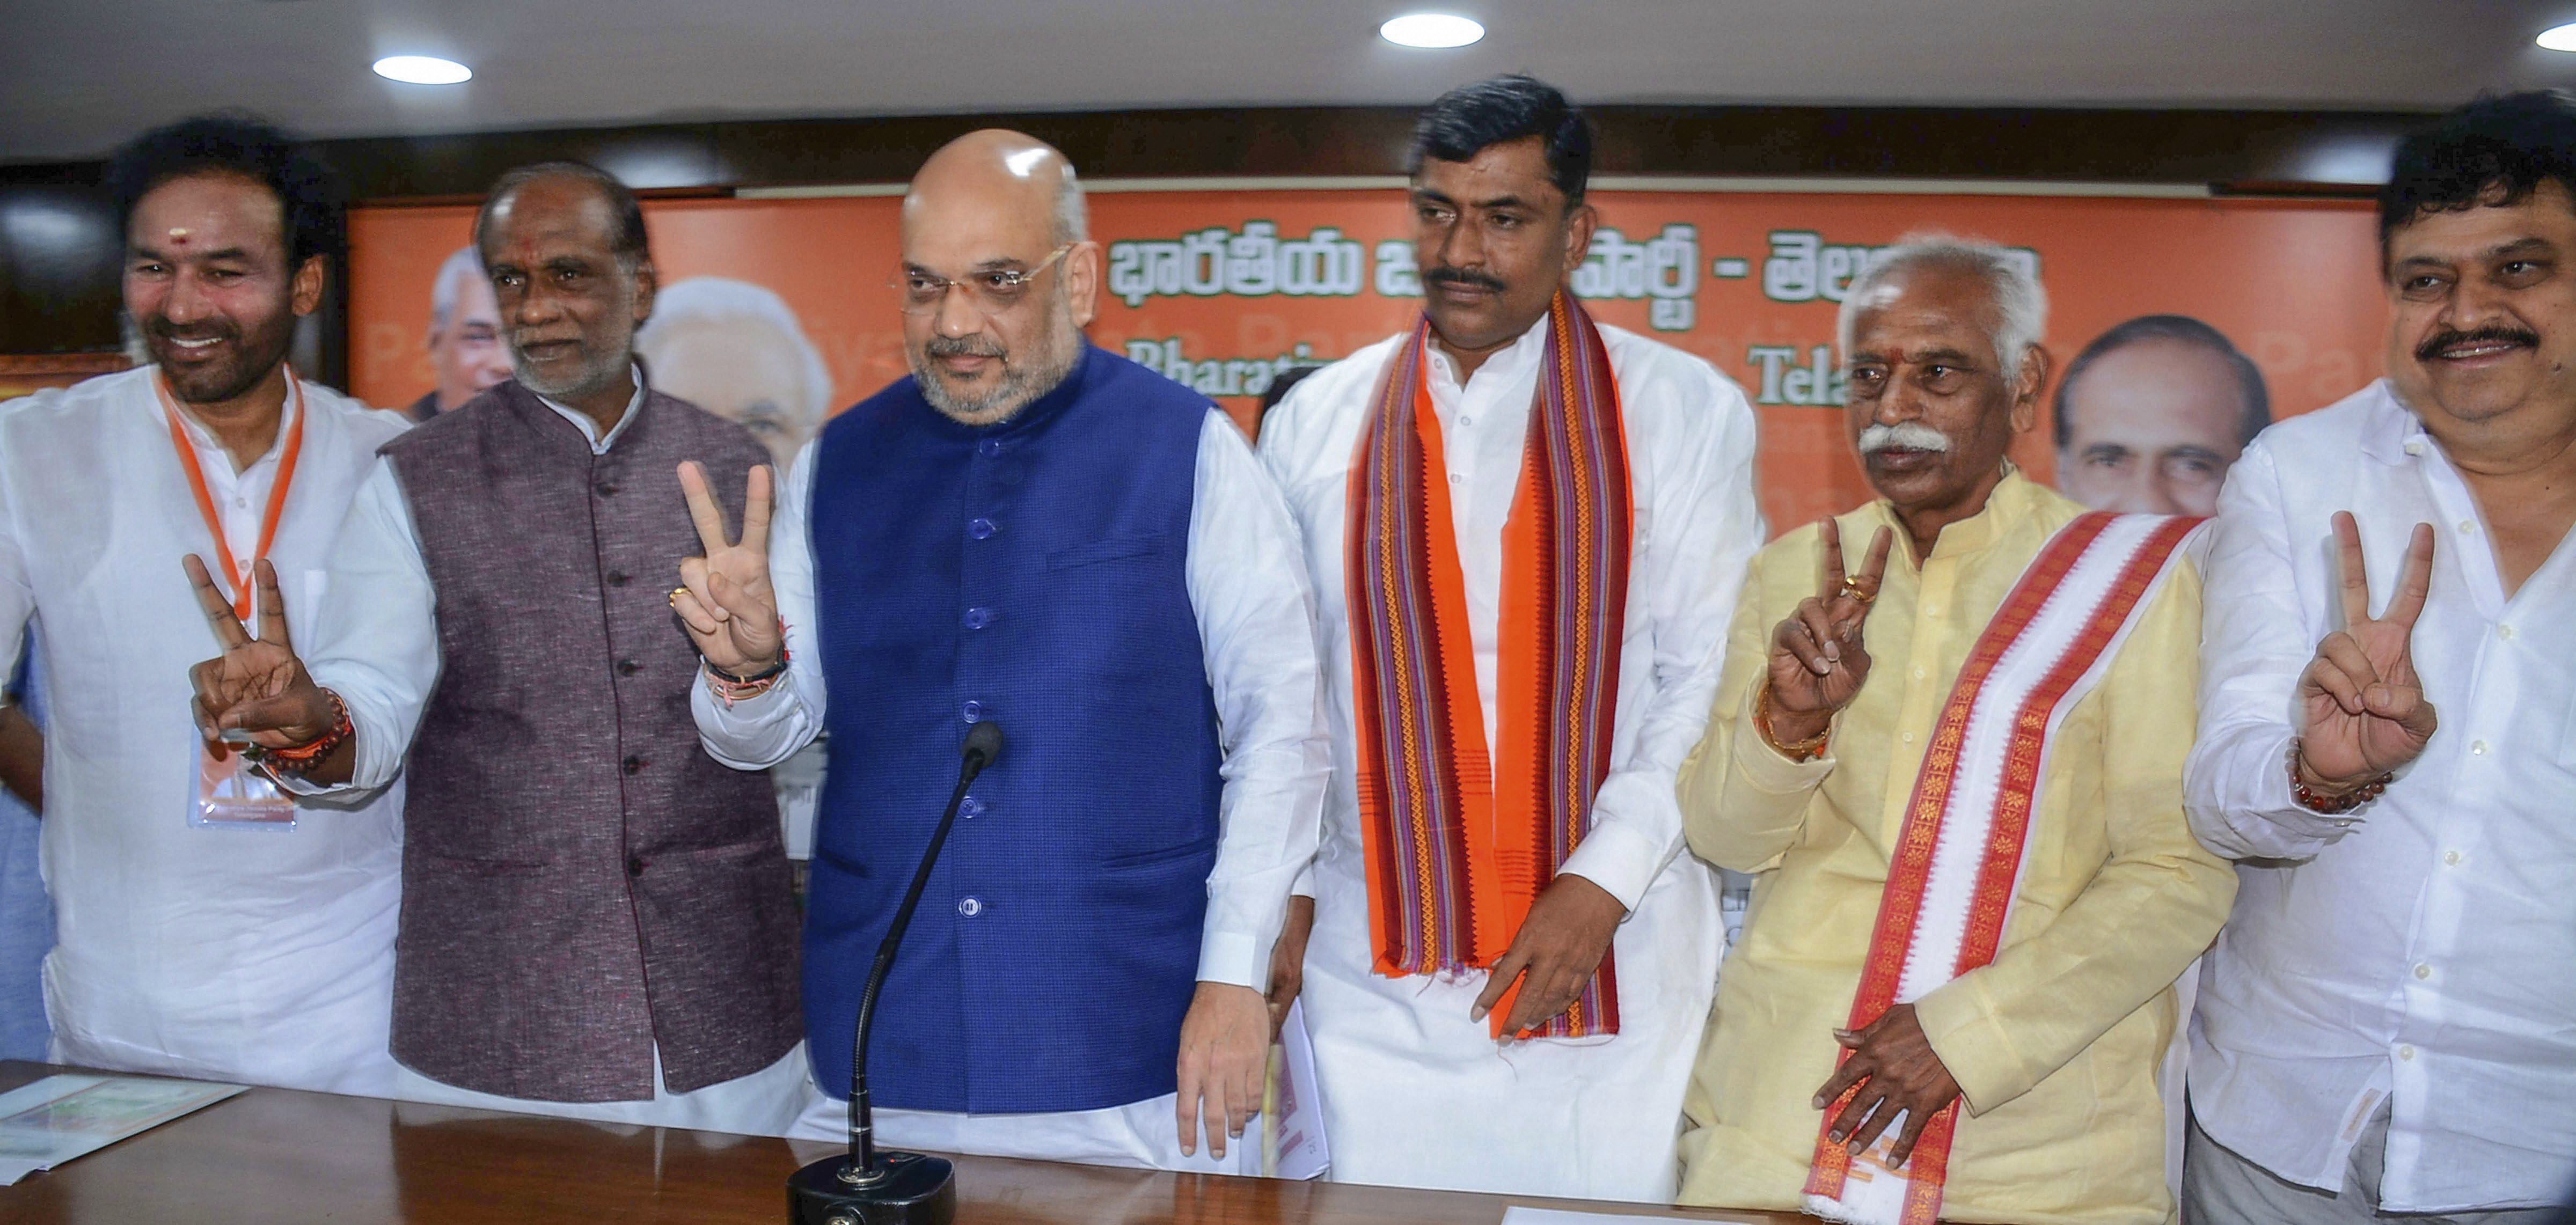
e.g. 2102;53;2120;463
789;721;1000;1225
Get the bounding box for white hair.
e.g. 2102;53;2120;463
635;276;833;426
1836;233;2047;381
427;245;486;331
1053;165;1088;245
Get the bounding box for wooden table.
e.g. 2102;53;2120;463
0;1062;1804;1224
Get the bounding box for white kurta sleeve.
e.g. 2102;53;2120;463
0;428;31;683
297;459;442;794
2184;441;2362;860
1557;365;1765;911
692;438;827;769
1186;413;1329;993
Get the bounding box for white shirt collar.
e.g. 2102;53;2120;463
167;369;301;478
2361;378;2436;465
1426;310;1554;393
536;363;647;456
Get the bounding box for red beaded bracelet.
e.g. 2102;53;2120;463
2286;739;2391;815
256;688;353;776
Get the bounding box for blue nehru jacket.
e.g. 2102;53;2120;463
805;344;1226;1114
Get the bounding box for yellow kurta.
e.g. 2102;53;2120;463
1674;473;2233;1225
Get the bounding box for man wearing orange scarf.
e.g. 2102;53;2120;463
1259;75;1762;1200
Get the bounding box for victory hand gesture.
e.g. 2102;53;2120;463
1763;518;1895;751
2297;512;2438;794
674;462;781;678
184;555;334;752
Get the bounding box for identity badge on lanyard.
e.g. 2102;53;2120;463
160;368;308;831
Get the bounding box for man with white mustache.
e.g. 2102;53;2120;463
1677;236;2234;1225
193;160;808;1134
0;116;408;1094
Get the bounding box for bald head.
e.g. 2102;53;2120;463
904;129;1086;250
898;130;1099;426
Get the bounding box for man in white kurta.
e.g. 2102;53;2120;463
1258;77;1761;1200
2183;92;2576;1221
0;117;404;1095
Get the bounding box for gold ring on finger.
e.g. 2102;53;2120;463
668;586;690;608
1841;577;1876;605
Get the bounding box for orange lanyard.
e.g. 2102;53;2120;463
158;366;308;622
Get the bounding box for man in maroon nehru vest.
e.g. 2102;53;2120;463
188;162;804;1133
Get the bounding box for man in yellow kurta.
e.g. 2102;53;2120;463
1675;237;2235;1225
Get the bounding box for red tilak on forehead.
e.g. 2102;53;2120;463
168;227;192;246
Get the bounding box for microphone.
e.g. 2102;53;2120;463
789;720;1001;1225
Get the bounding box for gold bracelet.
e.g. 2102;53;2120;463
1754;683;1831;762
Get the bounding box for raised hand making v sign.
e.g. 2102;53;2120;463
671;461;783;684
1761;517;1897;758
182;554;351;783
2292;512;2439;806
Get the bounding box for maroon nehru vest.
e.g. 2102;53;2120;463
382;378;801;1101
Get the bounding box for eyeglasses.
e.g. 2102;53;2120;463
893;245;1072;317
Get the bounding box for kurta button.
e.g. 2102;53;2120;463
968;517;997;540
2414;963;2432;980
628;856;645;878
595;481;618;497
607;570;630;586
2398;1045;2416;1061
962;700;983;723
963;607;993;629
623;755;645;774
617;659;640;676
960;796;983;819
957;897;982;917
2444;850;2462;865
978;439;1002;458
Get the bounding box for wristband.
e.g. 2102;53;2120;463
2287;739;2390;815
706;640;791;708
711;654;789;686
1755;683;1832;762
253;688;352;777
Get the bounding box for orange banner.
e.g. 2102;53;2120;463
350;188;2384;532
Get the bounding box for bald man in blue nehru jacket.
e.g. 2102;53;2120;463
683;130;1329;1171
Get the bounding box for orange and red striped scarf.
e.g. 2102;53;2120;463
1344;291;1632;1039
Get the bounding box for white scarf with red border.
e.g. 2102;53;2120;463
1804;511;2205;1225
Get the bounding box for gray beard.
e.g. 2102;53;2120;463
511;346;629;404
910;307;1081;426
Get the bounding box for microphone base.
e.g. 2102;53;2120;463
788;1151;955;1225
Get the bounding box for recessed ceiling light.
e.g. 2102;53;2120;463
372;55;472;85
2542;23;2576;50
1380;13;1484;49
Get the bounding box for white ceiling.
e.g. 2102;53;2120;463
6;0;2576;162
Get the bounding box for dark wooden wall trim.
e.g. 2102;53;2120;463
3;102;2436;367
282;104;2432;200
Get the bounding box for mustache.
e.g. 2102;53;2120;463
1422;266;1507;294
1857;422;1954;454
510;328;584;350
924;334;1007;361
2414;325;2538;363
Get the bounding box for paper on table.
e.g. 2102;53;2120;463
1499;1210;1694;1225
1247;999;1329;1180
0;1074;247;1185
